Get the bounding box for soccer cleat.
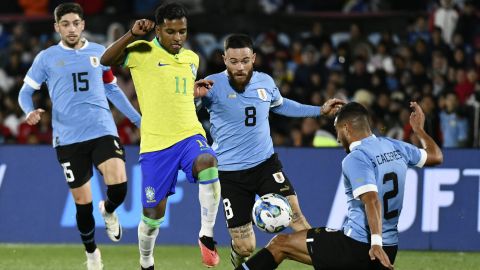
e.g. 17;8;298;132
141;266;154;270
198;236;220;267
99;200;122;242
85;248;103;270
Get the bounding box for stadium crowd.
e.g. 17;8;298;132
0;0;480;147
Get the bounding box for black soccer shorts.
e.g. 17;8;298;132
306;227;398;270
219;153;296;228
55;135;125;188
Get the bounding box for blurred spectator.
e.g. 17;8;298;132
454;0;480;46
433;0;459;45
0;111;14;144
440;91;469;147
430;27;450;54
18;0;48;16
408;16;431;44
346;57;372;96
368;41;395;74
454;68;475;104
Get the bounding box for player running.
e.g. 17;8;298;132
194;33;344;267
18;3;141;270
235;102;443;270
100;3;221;269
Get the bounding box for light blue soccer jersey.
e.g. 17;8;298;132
341;135;427;246
24;40;118;147
203;71;283;171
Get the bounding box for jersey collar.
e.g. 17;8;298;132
58;38;89;50
349;134;377;152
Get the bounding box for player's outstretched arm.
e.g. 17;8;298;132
409;102;443;166
360;191;394;270
18;83;45;125
101;19;155;66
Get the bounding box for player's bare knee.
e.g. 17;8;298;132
143;199;167;220
267;234;289;255
194;153;217;172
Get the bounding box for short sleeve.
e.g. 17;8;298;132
267;75;283;107
24;50;47;90
343;151;378;199
124;41;149;68
385;138;427;168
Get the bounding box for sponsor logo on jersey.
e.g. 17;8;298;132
325;227;338;232
145;186;156;203
273;172;285;183
90;56;100;68
158;62;169;67
56;60;65;67
228;93;237;99
257;88;267;101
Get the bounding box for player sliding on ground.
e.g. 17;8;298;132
235;102;443;270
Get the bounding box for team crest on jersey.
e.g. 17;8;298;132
145;186;156;203
190;64;197;77
90;56;100;68
272;172;285;183
257;88;268;101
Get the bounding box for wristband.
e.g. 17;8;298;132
130;29;139;37
371;234;382;246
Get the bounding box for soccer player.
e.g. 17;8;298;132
17;3;141;270
234;101;443;270
193;34;345;267
100;3;221;269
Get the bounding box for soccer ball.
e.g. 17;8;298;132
252;193;292;233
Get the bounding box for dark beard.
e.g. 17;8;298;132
227;69;253;93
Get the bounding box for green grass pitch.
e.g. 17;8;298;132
0;244;479;270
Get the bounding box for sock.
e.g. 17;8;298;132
76;202;97;253
198;177;220;238
235;248;278;270
104;182;127;213
138;215;162;268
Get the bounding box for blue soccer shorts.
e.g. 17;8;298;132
139;134;217;208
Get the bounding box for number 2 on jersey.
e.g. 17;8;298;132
383;172;399;220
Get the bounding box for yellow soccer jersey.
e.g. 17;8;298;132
124;38;206;153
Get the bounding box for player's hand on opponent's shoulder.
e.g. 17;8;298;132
130;19;155;37
321;98;346;117
194;79;214;98
25;108;45;125
369;245;394;270
409;101;425;133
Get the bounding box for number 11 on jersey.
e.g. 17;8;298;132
175;76;187;95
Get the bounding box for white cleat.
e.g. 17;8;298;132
99;200;122;242
86;248;103;270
